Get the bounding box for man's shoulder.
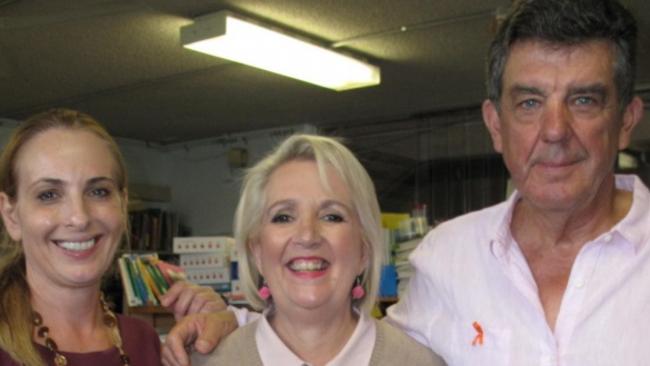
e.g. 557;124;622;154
420;200;509;248
408;200;508;273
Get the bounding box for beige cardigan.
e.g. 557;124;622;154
192;318;446;366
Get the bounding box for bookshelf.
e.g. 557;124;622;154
118;253;185;334
376;296;399;317
124;183;180;253
127;209;179;253
117;236;244;334
112;183;180;332
381;211;431;301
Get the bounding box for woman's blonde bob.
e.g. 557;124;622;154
234;134;383;313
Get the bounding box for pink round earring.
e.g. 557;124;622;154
259;282;271;300
351;276;365;300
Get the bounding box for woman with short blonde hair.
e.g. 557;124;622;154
192;134;444;366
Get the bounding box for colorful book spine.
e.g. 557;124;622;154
135;257;160;305
155;260;187;283
126;257;149;305
117;257;142;307
119;254;187;308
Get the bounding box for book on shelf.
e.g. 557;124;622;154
118;253;186;308
128;209;179;252
380;210;434;300
395;237;421;254
229;279;244;303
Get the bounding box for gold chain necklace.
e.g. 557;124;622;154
32;293;131;366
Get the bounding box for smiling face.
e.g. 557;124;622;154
483;40;642;212
251;159;366;315
0;128;126;290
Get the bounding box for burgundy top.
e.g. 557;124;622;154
0;314;161;365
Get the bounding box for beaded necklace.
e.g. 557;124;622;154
32;293;131;366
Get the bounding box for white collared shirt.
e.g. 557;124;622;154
387;175;650;366
253;310;375;366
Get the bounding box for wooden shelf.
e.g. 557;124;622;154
378;296;399;303
376;297;399;317
127;305;171;315
124;303;174;334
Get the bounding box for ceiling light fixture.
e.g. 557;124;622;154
180;11;380;91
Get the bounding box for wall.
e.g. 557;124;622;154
0;121;17;145
162;124;317;235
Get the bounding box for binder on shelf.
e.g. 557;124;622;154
127;256;149;305
118;257;142;307
118;253;186;307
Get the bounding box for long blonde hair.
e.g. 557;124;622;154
0;108;127;366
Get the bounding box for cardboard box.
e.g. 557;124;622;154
185;267;231;285
180;252;228;269
173;236;234;253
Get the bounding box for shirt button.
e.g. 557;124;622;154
575;280;585;288
603;234;613;242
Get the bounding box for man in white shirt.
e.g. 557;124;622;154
386;0;647;364
162;0;647;365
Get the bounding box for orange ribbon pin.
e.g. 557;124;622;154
472;321;484;346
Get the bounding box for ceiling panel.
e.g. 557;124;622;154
0;0;648;147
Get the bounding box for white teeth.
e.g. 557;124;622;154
57;239;95;251
289;259;328;271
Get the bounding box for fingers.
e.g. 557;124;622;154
193;311;239;354
161;336;190;366
161;310;239;365
186;287;216;315
161;314;199;366
159;281;186;308
165;282;195;321
161;343;187;366
161;281;227;321
161;311;236;365
160;283;236;366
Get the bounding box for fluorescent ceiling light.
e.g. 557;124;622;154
180;11;380;91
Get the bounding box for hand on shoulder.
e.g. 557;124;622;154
162;310;238;366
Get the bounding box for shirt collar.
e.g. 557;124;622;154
489;190;521;260
255;309;376;366
610;174;649;253
489;174;648;258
